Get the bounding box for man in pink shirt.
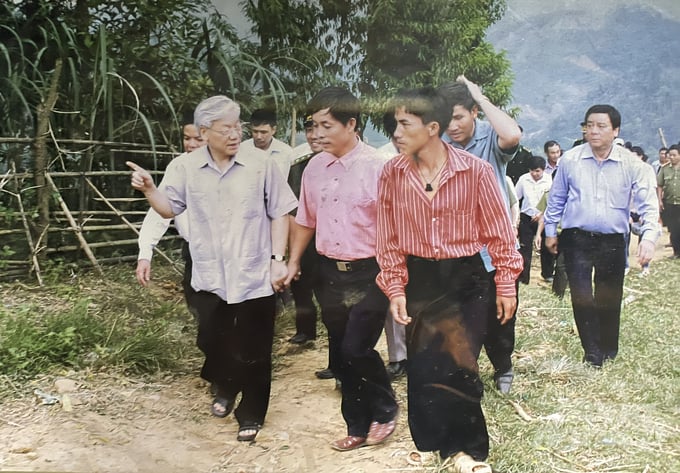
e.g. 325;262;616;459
285;87;398;452
376;87;522;473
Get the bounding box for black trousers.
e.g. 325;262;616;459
483;273;518;375
317;256;397;437
665;203;680;256
290;238;320;339
181;240;199;318
518;213;538;284
193;292;276;427
560;229;626;366
404;254;490;461
540;229;557;280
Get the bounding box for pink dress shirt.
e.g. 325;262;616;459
296;140;387;260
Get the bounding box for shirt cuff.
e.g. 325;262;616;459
495;279;517;298
544;223;558;238
138;247;154;261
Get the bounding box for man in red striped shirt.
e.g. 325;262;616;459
376;87;522;473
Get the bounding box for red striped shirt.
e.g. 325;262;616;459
376;143;522;299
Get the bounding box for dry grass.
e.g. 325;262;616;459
0;253;678;472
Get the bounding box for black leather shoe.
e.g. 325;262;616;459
288;333;314;344
494;369;514;394
315;368;335;379
386;360;407;381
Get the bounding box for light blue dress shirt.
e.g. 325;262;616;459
162;146;297;303
544;143;660;242
443;119;518;272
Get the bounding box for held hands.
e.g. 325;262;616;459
390;296;411;325
283;260;302;288
126;161;155;194
270;260;288;293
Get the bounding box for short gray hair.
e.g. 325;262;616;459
194;95;240;129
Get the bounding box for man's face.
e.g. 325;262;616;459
669;149;680;166
659;150;669;164
250;123;276;150
305;126;323;153
393;107;432;157
182;124;204;153
546;144;561;164
201;115;242;158
530;167;545;182
445;105;477;147
310;108;356;157
585;113;618;150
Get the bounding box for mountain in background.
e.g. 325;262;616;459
487;0;680;157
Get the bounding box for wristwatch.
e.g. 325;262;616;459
271;254;286;262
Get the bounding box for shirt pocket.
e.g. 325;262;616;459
604;168;630;209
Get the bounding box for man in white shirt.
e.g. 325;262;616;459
240;108;293;178
515;155;552;284
135;112;204;310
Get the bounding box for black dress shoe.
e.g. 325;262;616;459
288;333;314;344
315;368;335;379
386;360;407;381
494;369;514;394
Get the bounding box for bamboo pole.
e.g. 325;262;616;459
658;128;667;148
84;177;182;274
45;173;103;275
11;163;43;285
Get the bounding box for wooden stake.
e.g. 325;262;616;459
11;163;44;285
84;177;182;274
45;173;103;275
659;128;668;148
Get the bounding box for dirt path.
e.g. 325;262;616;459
1;231;672;473
0;332;422;473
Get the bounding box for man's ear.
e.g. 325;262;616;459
347;117;357;132
471;105;479;119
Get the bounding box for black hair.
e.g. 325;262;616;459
436;81;477;112
305;86;361;130
529;155;546;170
543;140;560;154
382;111;397;138
180;109;195;127
390;87;451;136
584;104;621;130
668;144;679;153
250;108;277;127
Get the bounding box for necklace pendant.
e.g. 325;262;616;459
425;183;433;192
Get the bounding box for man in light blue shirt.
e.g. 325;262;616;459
438;76;522;394
544;104;659;367
127;95;297;443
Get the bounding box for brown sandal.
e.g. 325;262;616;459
366;417;397;445
330;435;367;451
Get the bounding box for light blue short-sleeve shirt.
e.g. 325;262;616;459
161;146;297;303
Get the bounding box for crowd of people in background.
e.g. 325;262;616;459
126;78;677;473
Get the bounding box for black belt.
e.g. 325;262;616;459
321;255;376;272
564;228;623;238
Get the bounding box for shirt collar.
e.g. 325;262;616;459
393;142;471;175
318;138;363;169
441;118;489;150
578;142;623;162
188;145;246;171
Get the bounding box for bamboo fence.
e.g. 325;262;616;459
0;138;183;282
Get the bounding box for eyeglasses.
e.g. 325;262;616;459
207;123;244;136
